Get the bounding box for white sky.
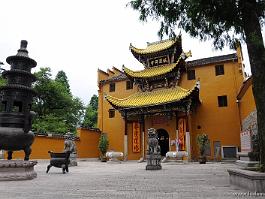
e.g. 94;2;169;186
0;0;264;105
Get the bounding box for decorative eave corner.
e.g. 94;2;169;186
181;50;192;60
194;78;201;104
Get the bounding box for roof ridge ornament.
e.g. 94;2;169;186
17;40;29;57
181;50;192;60
20;40;28;49
146;38;177;46
196;78;200;89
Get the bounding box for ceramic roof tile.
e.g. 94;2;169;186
187;53;237;67
123;63;178;79
130;39;178;55
105;84;197;109
123;55;182;78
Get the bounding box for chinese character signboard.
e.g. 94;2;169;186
240;131;252;152
132;122;141;153
149;56;169;67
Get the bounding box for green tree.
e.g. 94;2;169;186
98;133;109;161
83;94;98;128
55;70;71;94
129;0;265;171
32;67;84;134
0;62;6;87
33;68;72;116
67;97;85;130
32;114;68;134
89;94;98;110
0;74;6;87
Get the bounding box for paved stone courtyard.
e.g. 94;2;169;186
0;160;261;199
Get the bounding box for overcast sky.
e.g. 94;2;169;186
0;0;264;105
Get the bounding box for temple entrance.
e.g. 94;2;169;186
157;129;169;156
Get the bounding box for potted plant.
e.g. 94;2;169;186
197;134;209;164
98;133;109;162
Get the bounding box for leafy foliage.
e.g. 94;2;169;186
129;0;265;49
32;67;84;134
82;94;98;128
55;70;71;94
196;134;209;156
0;73;6;87
32;114;68;134
98;133;109;155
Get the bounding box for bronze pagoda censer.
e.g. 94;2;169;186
0;40;37;180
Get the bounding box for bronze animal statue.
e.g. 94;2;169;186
147;128;161;155
146;128;162;170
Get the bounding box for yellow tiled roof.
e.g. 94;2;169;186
123;63;177;78
105;85;197;109
130;39;178;55
123;55;182;78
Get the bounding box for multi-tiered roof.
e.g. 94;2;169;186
104;36;200;116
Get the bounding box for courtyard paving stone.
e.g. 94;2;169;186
0;160;262;198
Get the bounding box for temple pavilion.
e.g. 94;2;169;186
98;35;245;161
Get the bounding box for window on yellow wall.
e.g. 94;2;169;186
215;65;224;76
126;81;133;90
187;69;196;80
109;83;115;92
109;109;115;118
218;95;228;107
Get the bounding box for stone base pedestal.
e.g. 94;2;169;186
146;165;162;170
228;169;265;193
236;152;259;169
146;154;162;170
162;151;188;163
106;151;123;163
0;160;37;181
69;153;77;166
236;160;259;168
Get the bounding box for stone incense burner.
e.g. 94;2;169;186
0;40;36;161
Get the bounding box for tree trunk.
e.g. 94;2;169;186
241;0;265;172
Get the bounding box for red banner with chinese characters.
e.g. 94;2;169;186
178;118;186;151
132;122;141;153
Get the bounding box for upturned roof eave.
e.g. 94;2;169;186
105;83;200;110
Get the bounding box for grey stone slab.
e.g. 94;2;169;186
228;168;265;193
0;160;263;199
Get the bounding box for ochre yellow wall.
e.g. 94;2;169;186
98;54;245;160
8;136;65;159
180;60;244;159
76;128;101;158
238;84;256;122
4;128;100;159
98;71;138;156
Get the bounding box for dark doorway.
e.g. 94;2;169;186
157;129;169;156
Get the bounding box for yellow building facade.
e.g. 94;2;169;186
98;36;245;161
237;77;257;154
